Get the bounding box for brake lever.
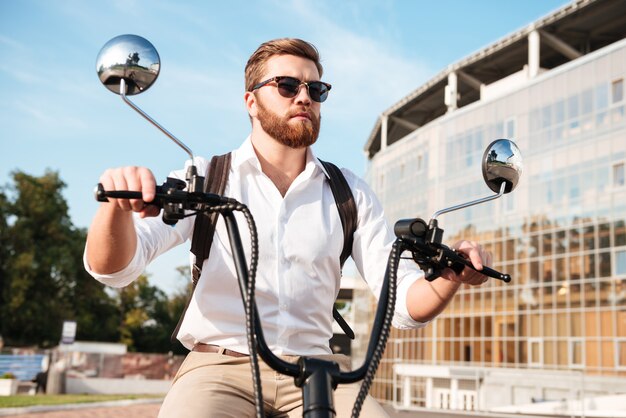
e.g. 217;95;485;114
435;245;511;282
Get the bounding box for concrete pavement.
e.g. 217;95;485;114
0;399;162;418
2;403;159;418
2;400;545;417
2;401;413;418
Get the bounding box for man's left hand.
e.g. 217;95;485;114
440;240;492;286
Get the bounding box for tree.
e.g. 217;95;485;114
0;170;119;347
0;189;10;343
118;271;189;354
0;169;191;353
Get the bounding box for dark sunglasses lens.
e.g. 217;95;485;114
308;82;329;103
277;78;300;98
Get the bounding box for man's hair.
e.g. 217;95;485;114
245;38;323;92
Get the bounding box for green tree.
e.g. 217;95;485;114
0;170;119;347
118;272;189;354
0;170;192;353
0;189;10;343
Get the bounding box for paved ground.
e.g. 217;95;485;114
1;403;160;418
1;402;545;418
2;402;415;418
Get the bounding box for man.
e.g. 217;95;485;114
85;38;491;417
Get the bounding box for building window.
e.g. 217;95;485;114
569;338;584;368
613;162;625;187
596;83;609;109
505;117;516;138
568;94;580;120
541;105;552;129
617;338;626;370
581;88;593;115
528;338;543;367
612;79;624;104
616;250;626;276
504;192;515;213
555;100;565;124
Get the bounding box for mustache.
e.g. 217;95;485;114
287;108;314;119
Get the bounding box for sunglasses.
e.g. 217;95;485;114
252;76;332;103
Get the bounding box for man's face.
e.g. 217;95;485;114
249;55;322;148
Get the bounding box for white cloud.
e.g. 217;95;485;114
157;64;243;114
268;0;434;169
15;101;88;131
286;0;433;116
0;34;24;50
0;64;45;84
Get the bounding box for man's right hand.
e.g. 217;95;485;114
87;166;161;274
99;166;160;218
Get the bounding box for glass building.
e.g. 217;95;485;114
358;0;626;414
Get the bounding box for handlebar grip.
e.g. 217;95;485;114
95;183;158;205
478;265;511;282
449;248;511;282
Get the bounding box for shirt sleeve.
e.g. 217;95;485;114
343;169;429;330
83;158;208;287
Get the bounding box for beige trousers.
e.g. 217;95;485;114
158;351;389;418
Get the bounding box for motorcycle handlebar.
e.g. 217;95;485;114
95;183;237;207
447;247;511;282
95;185;144;202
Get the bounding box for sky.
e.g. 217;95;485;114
0;0;568;295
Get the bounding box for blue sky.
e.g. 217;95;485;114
0;0;567;294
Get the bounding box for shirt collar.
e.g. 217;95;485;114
232;136;327;178
231;136;259;170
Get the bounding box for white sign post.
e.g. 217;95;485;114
61;320;77;345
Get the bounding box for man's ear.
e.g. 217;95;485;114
244;91;258;118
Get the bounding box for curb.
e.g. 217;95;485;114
0;397;163;416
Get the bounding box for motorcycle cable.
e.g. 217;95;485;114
96;185;266;418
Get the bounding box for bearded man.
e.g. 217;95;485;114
85;38;491;417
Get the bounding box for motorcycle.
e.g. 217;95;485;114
94;34;522;418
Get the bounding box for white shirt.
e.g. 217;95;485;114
85;137;426;355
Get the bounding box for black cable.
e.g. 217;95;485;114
241;206;264;418
351;239;400;417
205;203;264;418
99;188;265;417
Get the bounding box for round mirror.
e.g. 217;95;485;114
96;34;160;95
482;139;523;193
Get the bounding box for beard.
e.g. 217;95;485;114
256;99;321;149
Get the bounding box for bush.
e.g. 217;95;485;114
1;372;16;379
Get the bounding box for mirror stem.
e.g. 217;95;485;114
119;79;195;162
431;181;506;221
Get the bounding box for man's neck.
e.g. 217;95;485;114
250;131;308;197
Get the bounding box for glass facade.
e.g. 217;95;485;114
364;39;626;405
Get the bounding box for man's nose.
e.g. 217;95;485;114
294;83;312;105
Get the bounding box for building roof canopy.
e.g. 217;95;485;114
365;0;626;158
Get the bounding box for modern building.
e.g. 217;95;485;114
360;0;626;414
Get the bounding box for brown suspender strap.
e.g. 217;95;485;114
170;153;231;342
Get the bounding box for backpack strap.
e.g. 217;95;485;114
190;153;232;285
319;159;357;340
170;153;231;342
318;160;357;269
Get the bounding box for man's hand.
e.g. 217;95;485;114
99;166;160;218
440;240;492;286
